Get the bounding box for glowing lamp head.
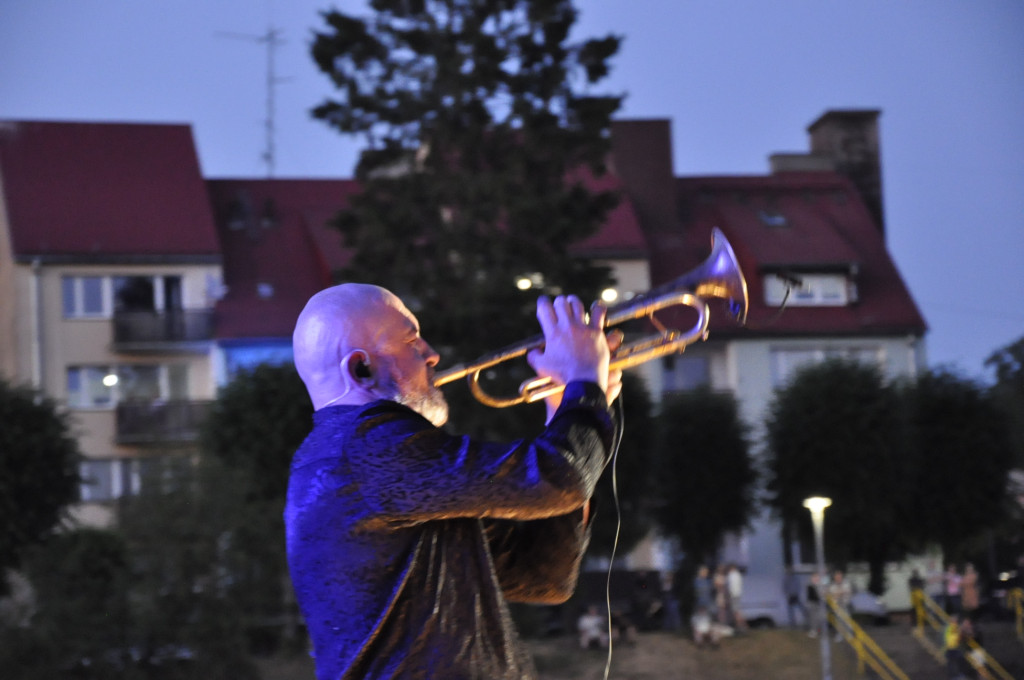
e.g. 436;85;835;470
802;496;832;513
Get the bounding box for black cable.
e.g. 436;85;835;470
602;393;626;680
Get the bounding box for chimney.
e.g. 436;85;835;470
807;109;885;235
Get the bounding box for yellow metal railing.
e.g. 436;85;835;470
1009;587;1023;642
826;596;909;680
909;589;1014;680
911;588;947;663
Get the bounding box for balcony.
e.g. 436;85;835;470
116;400;212;445
112;309;215;350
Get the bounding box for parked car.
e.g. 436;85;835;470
849;590;890;624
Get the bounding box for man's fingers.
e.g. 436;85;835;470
552;295;583;325
535;295;555;331
568;295;586;321
606;328;625;353
589;300;608;329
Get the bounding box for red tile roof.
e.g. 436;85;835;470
0;121;219;262
0;118;924;345
570;169;649;258
647;171;927;338
206;178;358;339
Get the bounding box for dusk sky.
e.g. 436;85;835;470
2;1;1021;381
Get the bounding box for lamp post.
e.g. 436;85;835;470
804;496;833;680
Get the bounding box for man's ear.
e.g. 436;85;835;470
343;349;372;381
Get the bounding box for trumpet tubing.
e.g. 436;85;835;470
434;227;748;408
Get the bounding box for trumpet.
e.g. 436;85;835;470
433;227;749;408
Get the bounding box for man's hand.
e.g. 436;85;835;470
527;295;622;419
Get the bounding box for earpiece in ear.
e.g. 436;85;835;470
352;350;372;379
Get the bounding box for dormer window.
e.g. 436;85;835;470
764;273;853;307
758;210;788;228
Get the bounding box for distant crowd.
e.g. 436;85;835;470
574;556;1022;664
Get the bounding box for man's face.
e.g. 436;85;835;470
371;297;449;427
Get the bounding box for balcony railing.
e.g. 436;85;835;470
113;309;215;346
116;400;212;445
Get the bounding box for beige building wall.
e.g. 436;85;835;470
37;262;221;397
0;172;20;381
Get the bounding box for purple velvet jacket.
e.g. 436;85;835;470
285;381;616;680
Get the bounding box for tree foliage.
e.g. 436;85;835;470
986;335;1024;468
197;363;314;650
200;363;312;502
7;529;132;677
587;372;656;557
310;1;624;437
0;380;80;588
766;360;1016;593
766;360;908;592
652;387;757;563
900;369;1015;559
117;457;261;678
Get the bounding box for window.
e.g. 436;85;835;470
80;459;119;501
79;457;177;501
764;273;852;307
758;210;788;228
662;355;710;391
771;346;883;387
67;364;188;408
114;275;182;312
62;276;108;318
62;274;183;317
117;365;162;401
67;366;116;408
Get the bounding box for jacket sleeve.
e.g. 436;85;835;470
484;507;592;604
344;381;615;529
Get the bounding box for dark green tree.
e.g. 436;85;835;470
4;529;132;678
900;369;1015;560
765;359;908;594
986;336;1024;468
587;372;656;557
201;363;312;502
310;0;623;436
118;457;259;679
983;336;1024;566
652;386;757;564
0;380;80;592
197;363;314;652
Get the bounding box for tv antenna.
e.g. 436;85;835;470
217;27;290;177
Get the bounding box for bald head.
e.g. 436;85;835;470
293;283;447;423
293;283;396;407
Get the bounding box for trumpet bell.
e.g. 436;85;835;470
659;226;748;326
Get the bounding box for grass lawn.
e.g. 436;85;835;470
256;628;865;679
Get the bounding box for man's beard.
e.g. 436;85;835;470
397;386;449;428
377;370;449;427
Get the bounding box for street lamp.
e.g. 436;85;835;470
803;496;833;680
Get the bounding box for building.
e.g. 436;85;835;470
0;120;224;527
610;111;927;618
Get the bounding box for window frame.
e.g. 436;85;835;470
62;275;112;318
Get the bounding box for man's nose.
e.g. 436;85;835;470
421;341;440;366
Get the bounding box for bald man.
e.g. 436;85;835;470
285;284;621;680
